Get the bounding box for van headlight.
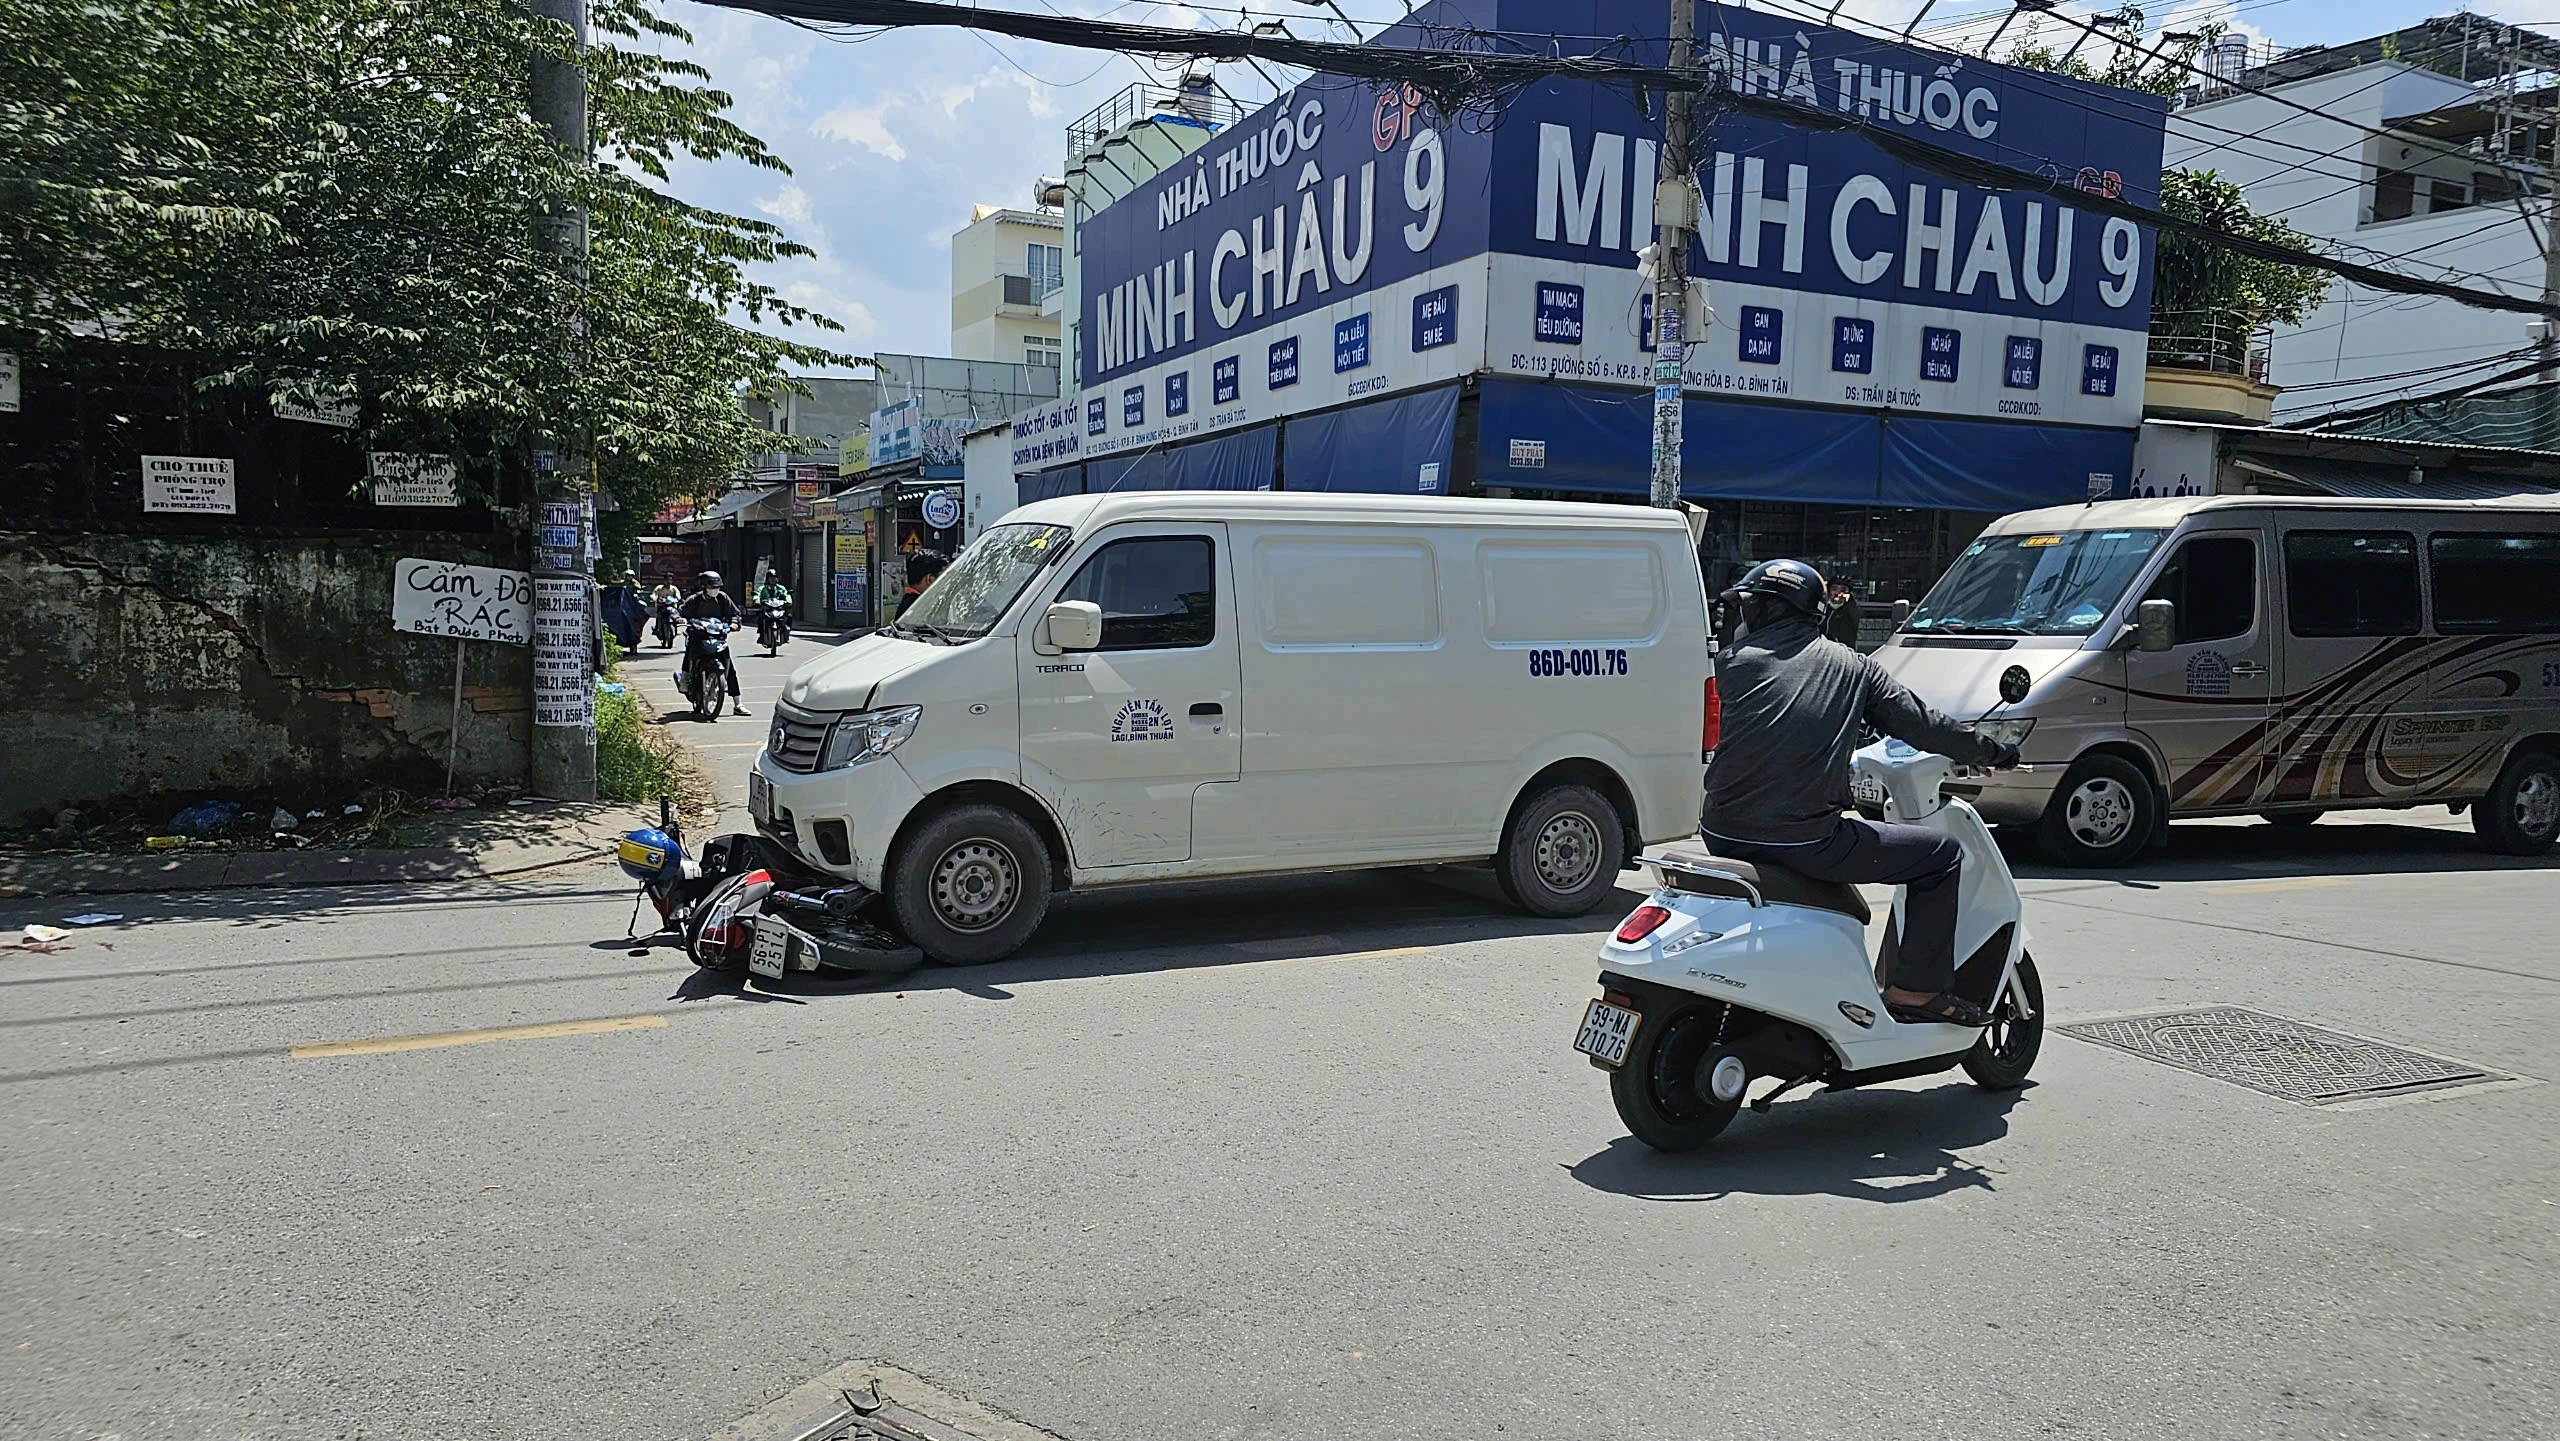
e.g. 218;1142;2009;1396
819;705;922;770
1966;718;2036;747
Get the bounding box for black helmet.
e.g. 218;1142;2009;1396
1728;558;1827;621
697;570;722;587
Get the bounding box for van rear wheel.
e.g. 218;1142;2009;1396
888;804;1054;964
2037;754;2157;868
2475;750;2560;857
1497;783;1625;917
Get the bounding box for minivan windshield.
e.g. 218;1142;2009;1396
1905;528;2167;637
890;523;1071;641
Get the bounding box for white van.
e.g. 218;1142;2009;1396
1874;495;2560;865
751;493;1714;960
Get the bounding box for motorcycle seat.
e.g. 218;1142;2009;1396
1649;841;1872;925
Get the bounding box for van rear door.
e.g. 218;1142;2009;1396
2125;525;2276;810
1018;522;1241;867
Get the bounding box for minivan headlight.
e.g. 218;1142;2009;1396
1966;718;2036;747
819;705;922;770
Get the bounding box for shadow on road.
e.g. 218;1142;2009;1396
2007;814;2556;886
1566;1083;2032;1204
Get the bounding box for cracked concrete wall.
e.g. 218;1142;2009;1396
2;531;532;823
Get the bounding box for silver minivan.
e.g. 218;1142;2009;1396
1873;495;2560;865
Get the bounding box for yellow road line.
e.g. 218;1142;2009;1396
290;1013;667;1059
2210;876;2354;895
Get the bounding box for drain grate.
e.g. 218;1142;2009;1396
2059;1006;2507;1107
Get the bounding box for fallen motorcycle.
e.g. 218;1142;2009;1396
616;800;922;981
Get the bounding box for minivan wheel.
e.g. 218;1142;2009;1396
2038;754;2157;868
888;804;1054;964
1498;783;1626;917
2475;750;2560;857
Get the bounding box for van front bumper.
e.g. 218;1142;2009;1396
1962;765;2063;827
747;752;924;892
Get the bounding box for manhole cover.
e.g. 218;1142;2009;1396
2058;1006;2507;1107
710;1362;1060;1441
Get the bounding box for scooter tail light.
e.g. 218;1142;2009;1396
1615;905;1672;944
1701;676;1722;755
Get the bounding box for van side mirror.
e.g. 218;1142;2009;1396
2135;599;2176;653
1890;599;1912;625
1043;600;1104;653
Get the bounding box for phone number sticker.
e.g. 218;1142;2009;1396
1528;647;1630;678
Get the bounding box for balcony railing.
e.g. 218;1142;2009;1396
1067;82;1242;159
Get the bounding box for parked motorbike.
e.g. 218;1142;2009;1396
1575;666;2043;1151
756;600;790;656
652;597;680;649
680;617;732;720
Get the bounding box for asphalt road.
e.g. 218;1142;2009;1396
5;634;2554;1440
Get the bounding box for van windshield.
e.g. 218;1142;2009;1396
1905;528;2167;637
891;523;1071;641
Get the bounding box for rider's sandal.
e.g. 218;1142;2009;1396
1886;991;1994;1027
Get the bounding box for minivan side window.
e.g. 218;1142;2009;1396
2283;531;2420;638
2429;533;2560;633
2141;535;2255;644
1057;535;1216;650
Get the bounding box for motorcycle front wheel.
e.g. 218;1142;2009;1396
1962;954;2044;1089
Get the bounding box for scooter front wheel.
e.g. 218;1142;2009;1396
1610;1005;1749;1152
1962;954;2044;1089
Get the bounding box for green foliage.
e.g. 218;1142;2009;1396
0;0;855;515
2151;169;2334;370
594;687;672;803
2006;5;2209;98
2004;21;2332;372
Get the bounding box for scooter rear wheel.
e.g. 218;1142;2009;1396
1961;954;2044;1089
1610;1005;1748;1152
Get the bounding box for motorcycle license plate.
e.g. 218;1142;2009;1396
748;919;793;979
1574;999;1641;1068
1851;773;1888;809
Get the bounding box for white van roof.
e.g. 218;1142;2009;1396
1984;492;2560;533
1000;490;1698;534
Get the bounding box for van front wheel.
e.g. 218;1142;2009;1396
888;805;1054;964
2037;754;2157;868
1498;783;1626;917
2475;750;2560;856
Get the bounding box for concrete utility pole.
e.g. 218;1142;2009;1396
1648;0;1697;510
2540;181;2560;449
528;0;598;799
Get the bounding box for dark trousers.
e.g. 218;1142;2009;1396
1714;817;1965;991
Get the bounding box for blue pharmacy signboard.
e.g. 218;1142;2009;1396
1067;0;2164;461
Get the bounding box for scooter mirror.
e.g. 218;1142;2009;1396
2136;598;2176;653
1999;664;2032;706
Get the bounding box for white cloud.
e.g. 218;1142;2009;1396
756;184;812;223
811;101;907;161
785;282;879;339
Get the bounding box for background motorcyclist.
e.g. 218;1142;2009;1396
752;573;792;653
679;570;747;714
648;578;685;648
1700;559;2020;1027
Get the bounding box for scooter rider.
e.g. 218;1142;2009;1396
680;570;749;715
1701;559;2020;1027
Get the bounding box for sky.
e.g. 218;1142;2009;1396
653;0;2560;376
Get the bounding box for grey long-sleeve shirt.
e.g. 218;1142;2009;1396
1701;618;2007;846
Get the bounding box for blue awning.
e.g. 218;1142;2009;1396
1474;378;2132;511
1019;464;1083;502
1282;386;1459;494
1088;424;1276;492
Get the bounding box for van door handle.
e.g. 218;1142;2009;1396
1188;702;1224;717
2229;662;2267;678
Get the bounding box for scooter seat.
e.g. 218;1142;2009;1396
1649;841;1872;925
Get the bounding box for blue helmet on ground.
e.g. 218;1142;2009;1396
615;826;685;882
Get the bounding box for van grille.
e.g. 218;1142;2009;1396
767;702;835;773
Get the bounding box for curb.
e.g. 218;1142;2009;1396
0;843;608;899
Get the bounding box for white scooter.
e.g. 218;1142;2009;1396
1574;666;2044;1151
